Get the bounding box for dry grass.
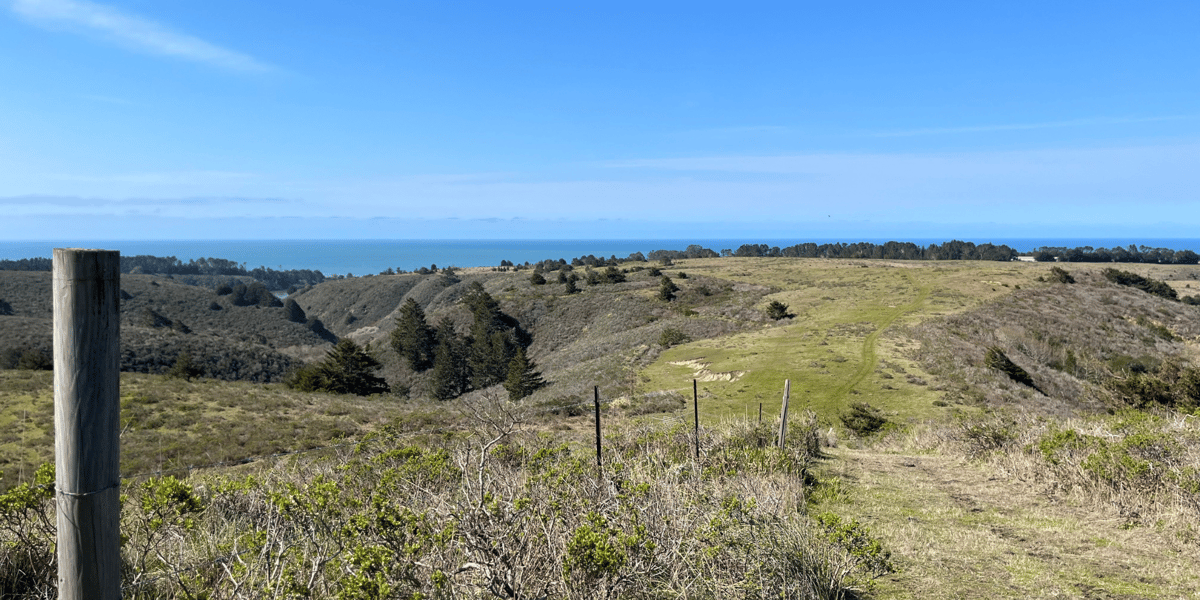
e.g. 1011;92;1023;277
2;402;895;599
811;435;1200;598
0;371;425;491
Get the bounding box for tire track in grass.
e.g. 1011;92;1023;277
832;274;929;401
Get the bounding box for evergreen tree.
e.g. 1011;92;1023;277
504;347;544;400
463;282;524;389
431;317;469;400
287;339;390;396
602;265;626;283
564;274;579;294
166;352;203;381
766;300;791;320
391;298;436;371
658;275;679;301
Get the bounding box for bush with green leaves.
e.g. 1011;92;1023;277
1049;266;1075;284
840;402;888;436
1102;268;1178;301
0;463;56;594
658;327;690;348
0;410;893;599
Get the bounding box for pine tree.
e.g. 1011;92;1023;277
766;300;791;320
602;265;626;283
287;339;390;396
320;339;390;396
166;352;203;381
504;347;544;400
463;282;524;389
431;317;469;400
391;298;436;371
564;273;579;294
658;275;679;301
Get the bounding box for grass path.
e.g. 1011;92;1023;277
815;446;1200;599
832;274;930;402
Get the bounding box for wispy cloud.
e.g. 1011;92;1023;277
678;125;791;136
872;115;1195;137
82;93;138;106
50;170;258;185
10;0;274;73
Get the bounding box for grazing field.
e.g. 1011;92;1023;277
638;258;1049;423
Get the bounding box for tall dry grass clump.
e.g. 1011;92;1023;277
1;397;891;599
883;407;1200;543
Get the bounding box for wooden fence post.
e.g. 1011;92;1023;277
777;379;791;448
593;386;602;468
53;248;121;600
692;379;700;460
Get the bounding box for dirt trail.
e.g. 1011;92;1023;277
833;275;929;401
818;447;1200;599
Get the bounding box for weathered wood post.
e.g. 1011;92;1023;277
692;379;700;460
777;379;790;448
53;248;121;600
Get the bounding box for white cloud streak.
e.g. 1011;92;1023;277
872;115;1196;137
10;0;274;72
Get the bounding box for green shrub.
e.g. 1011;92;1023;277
16;349;52;371
955;413;1016;458
1049;266;1075;284
766;300;791;320
658;327;690;348
840;402;888;436
1102;268;1178;301
166;352;203;381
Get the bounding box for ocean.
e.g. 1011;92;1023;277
3;238;1199;277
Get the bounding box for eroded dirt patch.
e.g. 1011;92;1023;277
668;358;746;382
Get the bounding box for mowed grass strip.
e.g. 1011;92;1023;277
637;259;1050;425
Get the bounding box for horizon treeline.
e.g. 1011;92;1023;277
1031;245;1200;264
5;240;1200;283
0;255;325;289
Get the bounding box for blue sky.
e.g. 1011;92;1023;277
2;1;1198;240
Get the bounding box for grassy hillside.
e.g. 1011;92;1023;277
0;271;334;381
4;257;1200;598
0;370;436;490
